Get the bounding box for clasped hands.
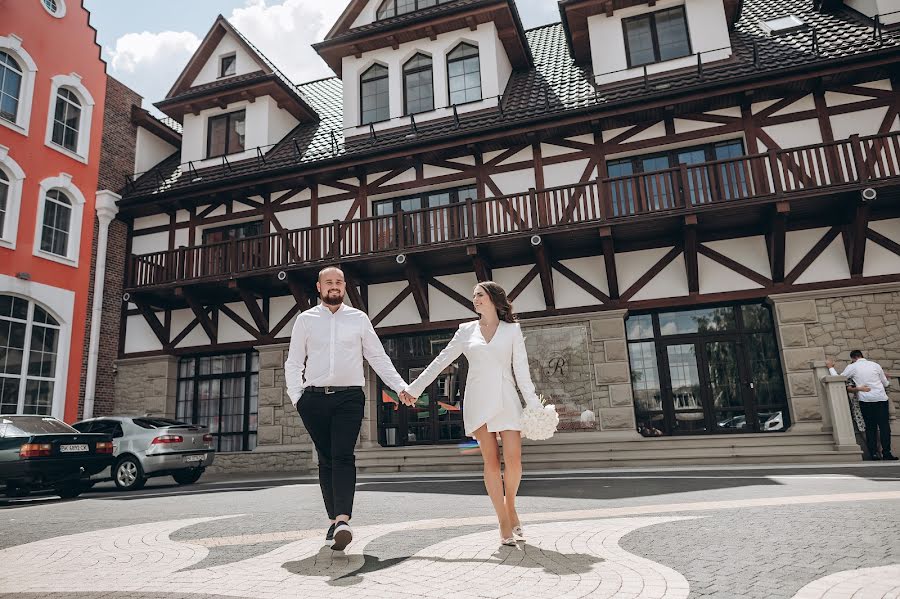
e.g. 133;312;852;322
399;389;417;406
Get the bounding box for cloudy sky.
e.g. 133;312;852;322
83;0;561;110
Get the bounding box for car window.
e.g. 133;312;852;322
112;423;124;438
1;416;77;435
72;421;93;432
132;418;186;429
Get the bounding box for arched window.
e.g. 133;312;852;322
360;64;390;125
0;170;8;237
0;295;60;415
376;0;439;20
447;43;481;105
51;88;81;152
40;189;72;257
403;53;433;115
0;52;22;123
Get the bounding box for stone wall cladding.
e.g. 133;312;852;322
77;77;141;419
255;345;314;469
774;288;900;425
112;356;178;417
587;311;636;431
206;449;312;474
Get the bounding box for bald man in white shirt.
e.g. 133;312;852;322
285;266;414;551
827;350;897;461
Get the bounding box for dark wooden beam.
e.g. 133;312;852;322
599;226;620;300
848;202;871;277
683;216;699;294
134;299;169;349
696;244;772;287
785;226;841;285
286;273;313;311
182;291;217;344
620;246;682;302
768;201;789;284
552;259;610;303
867;228;900;257
531;238;555;310
467;245;492;282
237;286;269;335
428;277;476;313
340;265;367;312
405;261;430;322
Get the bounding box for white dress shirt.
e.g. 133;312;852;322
829;358;890;402
284;303;407;405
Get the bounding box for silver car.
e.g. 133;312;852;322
72;417;215;491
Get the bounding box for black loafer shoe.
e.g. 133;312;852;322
883;453;899;461
326;523;336;541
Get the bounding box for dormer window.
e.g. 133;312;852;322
220;53;236;78
403;53;433;115
623;6;691;68
206;109;245;158
361;63;389;125
447;43;481;105
376;0;446;21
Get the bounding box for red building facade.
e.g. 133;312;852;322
0;0;108;422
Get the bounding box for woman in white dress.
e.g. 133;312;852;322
402;281;541;546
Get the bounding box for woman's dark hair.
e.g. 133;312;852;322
475;281;517;323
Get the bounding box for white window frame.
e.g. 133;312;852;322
0;279;74;420
44;74;94;164
0;296;62;416
40;0;67;18
0;145;24;250
0;35;38;136
32;173;85;267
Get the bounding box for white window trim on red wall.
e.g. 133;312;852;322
32;173;86;267
0;34;38;137
0;144;25;249
43;73;95;164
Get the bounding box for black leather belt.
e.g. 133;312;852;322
306;386;362;395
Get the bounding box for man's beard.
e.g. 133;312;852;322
321;291;345;306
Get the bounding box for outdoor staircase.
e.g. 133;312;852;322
356;430;862;473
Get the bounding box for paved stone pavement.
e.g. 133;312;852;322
1;464;899;598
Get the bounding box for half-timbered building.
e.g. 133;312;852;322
112;0;900;471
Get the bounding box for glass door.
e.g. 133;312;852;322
662;343;706;434
702;338;753;432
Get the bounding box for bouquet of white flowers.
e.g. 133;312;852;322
520;394;559;440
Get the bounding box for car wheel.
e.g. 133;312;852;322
172;469;203;485
4;483;30;498
55;481;84;499
114;456;147;491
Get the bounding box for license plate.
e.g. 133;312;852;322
183;454;206;463
60;444;89;453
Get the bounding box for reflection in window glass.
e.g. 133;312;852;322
658;306;735;335
626;314;653;340
448;43;481;105
361;64;390;125
741;304;773;331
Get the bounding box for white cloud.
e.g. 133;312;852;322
105;31;200;105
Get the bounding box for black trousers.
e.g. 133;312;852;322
859;400;893;457
296;388;365;520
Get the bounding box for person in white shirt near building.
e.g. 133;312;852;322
826;350;897;461
285;266;414;551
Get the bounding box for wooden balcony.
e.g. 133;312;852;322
127;131;900;293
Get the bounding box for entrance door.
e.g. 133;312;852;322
661;337;756;434
378;362;465;446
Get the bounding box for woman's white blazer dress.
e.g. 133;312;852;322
406;320;540;437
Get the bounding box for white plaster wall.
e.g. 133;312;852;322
769;95;815;117
318;199;355;224
350;0;380;28
270;295;301;337
552;256;609;310
423;164;464;178
218;302;257;343
368;280;411;321
491;265;545;313
760;120;823;149
631;255;689;301
590;0;732;85
497;147;532;166
863;240;900;277
794;237;851;284
560;256;610;296
702;236;771;278
629;122;667;143
274;188;311;204
377;293;421;328
134;127;177;176
540;142;581;158
698;254;763;294
870;218;900;244
181;97;297;165
277;206;312;230
430;273;478;322
341;22;511;131
542;159;592;189
171;308;210;349
176;209;191;223
134;214;169;231
173;228;189;248
615;247;672;291
846;0;900;24
673;118;720;134
785;227;829;273
131;231;169;255
125;315;164;354
830;106;890;140
192;34;259;86
490;168;536;195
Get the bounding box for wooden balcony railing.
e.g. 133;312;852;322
127;131;900;289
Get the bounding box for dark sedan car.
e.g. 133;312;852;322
0;415;114;498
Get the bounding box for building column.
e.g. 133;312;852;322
772;298;827;431
589;310;640;436
82;190;119;419
113;355;178;417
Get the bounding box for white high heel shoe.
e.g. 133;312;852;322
512;525;525;540
500;527;517;546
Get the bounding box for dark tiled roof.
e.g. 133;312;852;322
124;0;900;202
321;0;491;42
158;115;183;135
157;70;268;105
